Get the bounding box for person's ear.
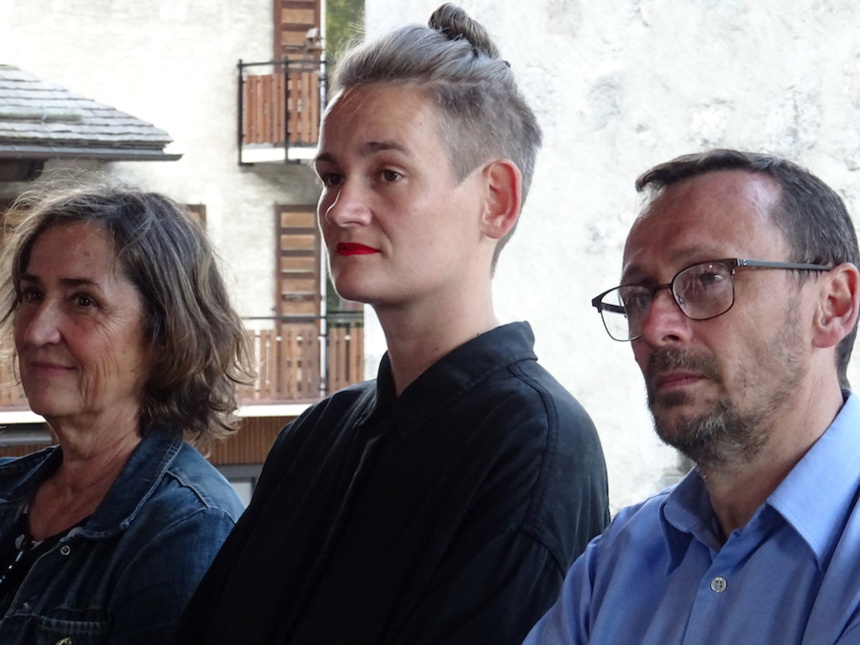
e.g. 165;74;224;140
480;159;522;240
813;262;860;349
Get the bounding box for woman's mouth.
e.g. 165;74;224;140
336;243;379;256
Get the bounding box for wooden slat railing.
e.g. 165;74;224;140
241;60;323;148
0;352;26;408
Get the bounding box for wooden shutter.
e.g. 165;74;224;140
274;0;322;61
275;205;321;323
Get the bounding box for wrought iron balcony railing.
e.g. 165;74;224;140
237;58;328;165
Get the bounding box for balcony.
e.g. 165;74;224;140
238;58;327;165
0;314;364;413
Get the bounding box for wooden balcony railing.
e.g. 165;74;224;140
0;351;25;409
238;58;327;164
0;321;364;411
241;323;364;403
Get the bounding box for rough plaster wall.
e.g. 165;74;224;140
0;0;322;321
363;0;860;512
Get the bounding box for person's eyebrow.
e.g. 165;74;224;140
314;140;412;166
361;140;410;156
20;273;102;290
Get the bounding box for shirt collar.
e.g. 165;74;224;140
659;391;860;569
0;429;184;539
767;390;860;567
660;470;718;569
78;429;185;538
374;322;537;438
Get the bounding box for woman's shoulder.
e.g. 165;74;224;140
153;442;245;520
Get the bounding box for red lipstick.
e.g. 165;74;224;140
337;243;379;256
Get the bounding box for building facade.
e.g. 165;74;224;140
0;0;357;501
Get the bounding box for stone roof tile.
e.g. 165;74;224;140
0;64;176;158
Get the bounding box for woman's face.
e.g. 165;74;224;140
14;221;153;431
314;84;490;310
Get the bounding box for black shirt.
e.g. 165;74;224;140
173;322;609;645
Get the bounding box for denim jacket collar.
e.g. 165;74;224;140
0;429;184;540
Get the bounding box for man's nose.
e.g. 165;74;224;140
637;288;692;346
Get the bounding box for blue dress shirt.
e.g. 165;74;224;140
524;391;860;645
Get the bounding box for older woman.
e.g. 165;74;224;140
0;180;252;644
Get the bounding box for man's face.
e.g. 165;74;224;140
621;171;816;468
313;83;490;311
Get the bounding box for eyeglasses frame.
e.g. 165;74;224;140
591;258;834;342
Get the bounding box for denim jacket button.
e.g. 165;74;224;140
60;545;71;556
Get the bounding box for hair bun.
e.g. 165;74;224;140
428;3;500;59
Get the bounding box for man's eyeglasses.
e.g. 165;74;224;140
591;258;833;342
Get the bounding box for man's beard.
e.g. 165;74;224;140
644;330;804;473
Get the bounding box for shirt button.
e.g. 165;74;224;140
710;576;727;593
59;545;71;556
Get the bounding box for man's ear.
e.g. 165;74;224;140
813;262;860;349
480;159;522;240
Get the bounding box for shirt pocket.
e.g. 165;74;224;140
33;616;109;645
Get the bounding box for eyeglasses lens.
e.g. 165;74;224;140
674;262;734;321
599;261;735;341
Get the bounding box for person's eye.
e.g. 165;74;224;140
318;172;344;188
380;169;403;183
20;286;42;303
73;293;97;308
621;290;651;313
696;271;725;287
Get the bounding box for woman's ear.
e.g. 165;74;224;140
813;262;860;349
480;159;522;240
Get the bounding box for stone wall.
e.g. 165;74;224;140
362;0;860;511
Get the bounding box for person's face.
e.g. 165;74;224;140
314;83;490;309
14;222;152;429
621;171;816;467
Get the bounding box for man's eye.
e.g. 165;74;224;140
696;271;724;287
623;291;650;312
75;294;96;307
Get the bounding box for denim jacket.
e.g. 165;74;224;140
0;429;244;645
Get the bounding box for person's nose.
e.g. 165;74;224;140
637;288;692;346
16;302;62;347
321;179;372;228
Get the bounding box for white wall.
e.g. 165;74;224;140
1;0;322;321
362;0;860;512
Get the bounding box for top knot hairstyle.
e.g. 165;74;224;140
427;3;500;59
330;4;542;262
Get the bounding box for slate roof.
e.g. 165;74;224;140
0;64;181;161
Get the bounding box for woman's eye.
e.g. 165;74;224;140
381;169;403;183
74;294;96;307
21;287;42;303
318;172;343;188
